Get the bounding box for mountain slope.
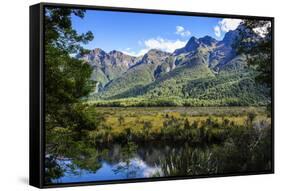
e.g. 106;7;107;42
105;61;214;99
96;49;172;98
85;25;270;106
80;48;137;88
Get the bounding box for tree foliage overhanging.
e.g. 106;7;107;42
45;8;98;139
234;20;272;90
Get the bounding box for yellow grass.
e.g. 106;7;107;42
95;107;270;136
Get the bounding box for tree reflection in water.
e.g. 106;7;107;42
157;145;218;176
45;126;271;183
112;142;139;178
45;140;104;184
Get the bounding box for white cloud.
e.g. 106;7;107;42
144;37;187;52
121;48;149;57
214;25;221;38
175;26;191;37
214;18;242;37
253;21;271;38
121;49;147;57
122;37;187;57
219;19;242;32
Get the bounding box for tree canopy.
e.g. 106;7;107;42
45;8;97;138
234;20;272;89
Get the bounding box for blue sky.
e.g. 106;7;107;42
71;10;242;56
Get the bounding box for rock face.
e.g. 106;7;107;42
174;36;218;55
80;49;137;88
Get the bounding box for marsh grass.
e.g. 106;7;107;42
86;106;271;145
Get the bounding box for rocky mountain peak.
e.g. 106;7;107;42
184;36;200;51
142;49;171;61
92;48;106;55
221;30;239;46
174;35;217;55
146;49;164;55
199;35;218;46
109;50;123;56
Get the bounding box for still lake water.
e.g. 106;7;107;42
54;157;161;183
50;142;212;183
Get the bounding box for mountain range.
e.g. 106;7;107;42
79;25;269;106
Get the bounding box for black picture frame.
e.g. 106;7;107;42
30;2;275;188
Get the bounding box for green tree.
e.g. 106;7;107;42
45;8;93;54
234;20;272;94
44;7;103;182
45;7;97;137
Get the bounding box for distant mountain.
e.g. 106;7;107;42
81;25;270;106
97;49;173;98
79;48;138;90
174;35;217;55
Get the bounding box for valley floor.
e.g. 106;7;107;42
96;107;270;136
90;106;271;144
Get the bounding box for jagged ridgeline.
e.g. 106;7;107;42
79;25;270;107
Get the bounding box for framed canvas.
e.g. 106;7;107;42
30;2;274;188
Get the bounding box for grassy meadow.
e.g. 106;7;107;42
86;106;271;145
